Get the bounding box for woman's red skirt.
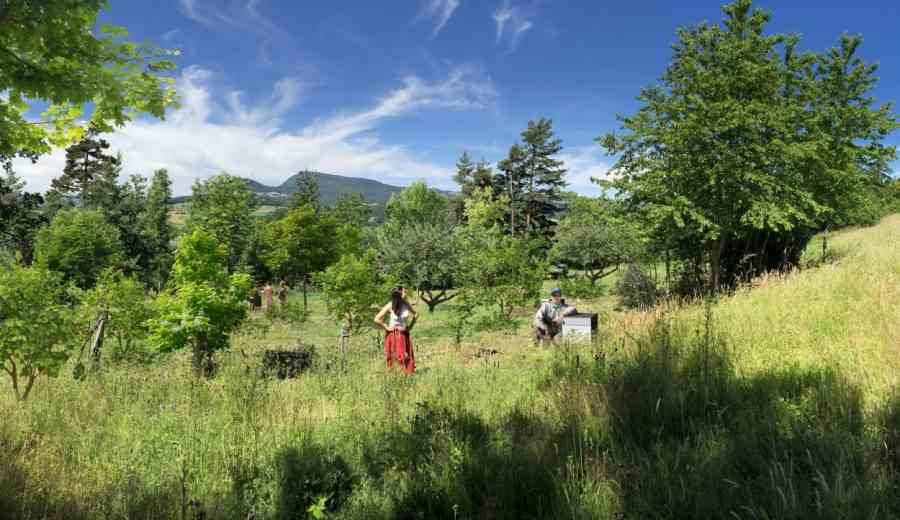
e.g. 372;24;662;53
384;329;415;374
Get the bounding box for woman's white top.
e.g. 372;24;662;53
389;306;411;330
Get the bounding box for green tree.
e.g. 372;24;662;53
457;191;545;320
494;144;527;235
0;167;46;265
0;0;177;158
289;170;321;211
76;269;155;363
262;206;338;310
600;0;896;291
551;197;642;286
329;192;373;228
519;118;568;237
148;229;251;375
452;153;494;220
140;169;175;290
48;133;120;210
188;173;259;272
384;181;450;228
0;265;73;401
35;208;126;288
317;250;392;335
378;220;460;312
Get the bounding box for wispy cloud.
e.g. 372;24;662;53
179;0;289;65
493;1;534;53
418;0;461;37
14;66;497;195
559;145;612;197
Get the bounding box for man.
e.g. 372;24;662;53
533;288;577;345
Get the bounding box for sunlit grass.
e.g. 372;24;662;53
1;215;898;519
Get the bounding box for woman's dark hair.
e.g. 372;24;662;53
391;286;405;316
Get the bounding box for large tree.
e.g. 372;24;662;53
0;265;72;401
378;220;461;313
140;169;175;290
0;167;46;265
551;197;643;286
0;0;177;159
384;181;450;228
188;173;258;273
519;118;567;237
600;0;896;291
48;133;120;210
261;206;338;310
148;229;251;376
35;208;126;289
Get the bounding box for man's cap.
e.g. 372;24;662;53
550;288;562;296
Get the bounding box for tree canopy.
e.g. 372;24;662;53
0;0;178;158
600;0;897;291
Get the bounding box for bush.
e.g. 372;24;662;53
615;263;658;309
560;274;608;299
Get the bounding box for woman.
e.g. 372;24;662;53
374;286;417;374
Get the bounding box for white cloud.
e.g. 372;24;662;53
493;1;534;52
14;65;497;196
419;0;461;36
559;145;612;197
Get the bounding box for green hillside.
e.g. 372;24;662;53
172;172;454;221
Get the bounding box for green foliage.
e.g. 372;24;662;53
384;181;449;229
0;167;46;265
140;169;175;290
457;197;546;319
601;0;897;291
35;208;126;288
288;170;321;211
316;249;392;333
75;270;155;363
0;0;178;158
0;265;72;401
552;196;642;285
378;219;460;312
615;263;659;309
261;206;337;283
328;192;373;228
188;173;259;272
495;119;568;237
453;152;494;201
148;229;251;375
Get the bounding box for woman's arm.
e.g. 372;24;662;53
406;306;418;332
374;303;392;331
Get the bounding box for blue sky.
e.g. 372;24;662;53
17;0;900;195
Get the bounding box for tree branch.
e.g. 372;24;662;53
21;368;37;401
0;46;44;73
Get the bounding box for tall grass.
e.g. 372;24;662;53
1;215;899;519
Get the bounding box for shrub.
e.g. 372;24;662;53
615;263;658;309
0;265;73;401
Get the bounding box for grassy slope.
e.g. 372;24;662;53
1;216;898;519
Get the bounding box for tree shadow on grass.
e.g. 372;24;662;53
546;316;900;519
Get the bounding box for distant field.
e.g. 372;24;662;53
2;216;898;519
168;203;281;229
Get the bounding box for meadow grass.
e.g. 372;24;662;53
1;216;899;519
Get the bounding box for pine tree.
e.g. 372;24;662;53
141;169;175;290
453;152;475;196
289;170;321;212
494;144;527;235
520;118;567;238
50;134;120;210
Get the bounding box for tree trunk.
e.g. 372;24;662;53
302;276;308;311
709;236;725;293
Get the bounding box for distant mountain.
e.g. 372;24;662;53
171;172;455;221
